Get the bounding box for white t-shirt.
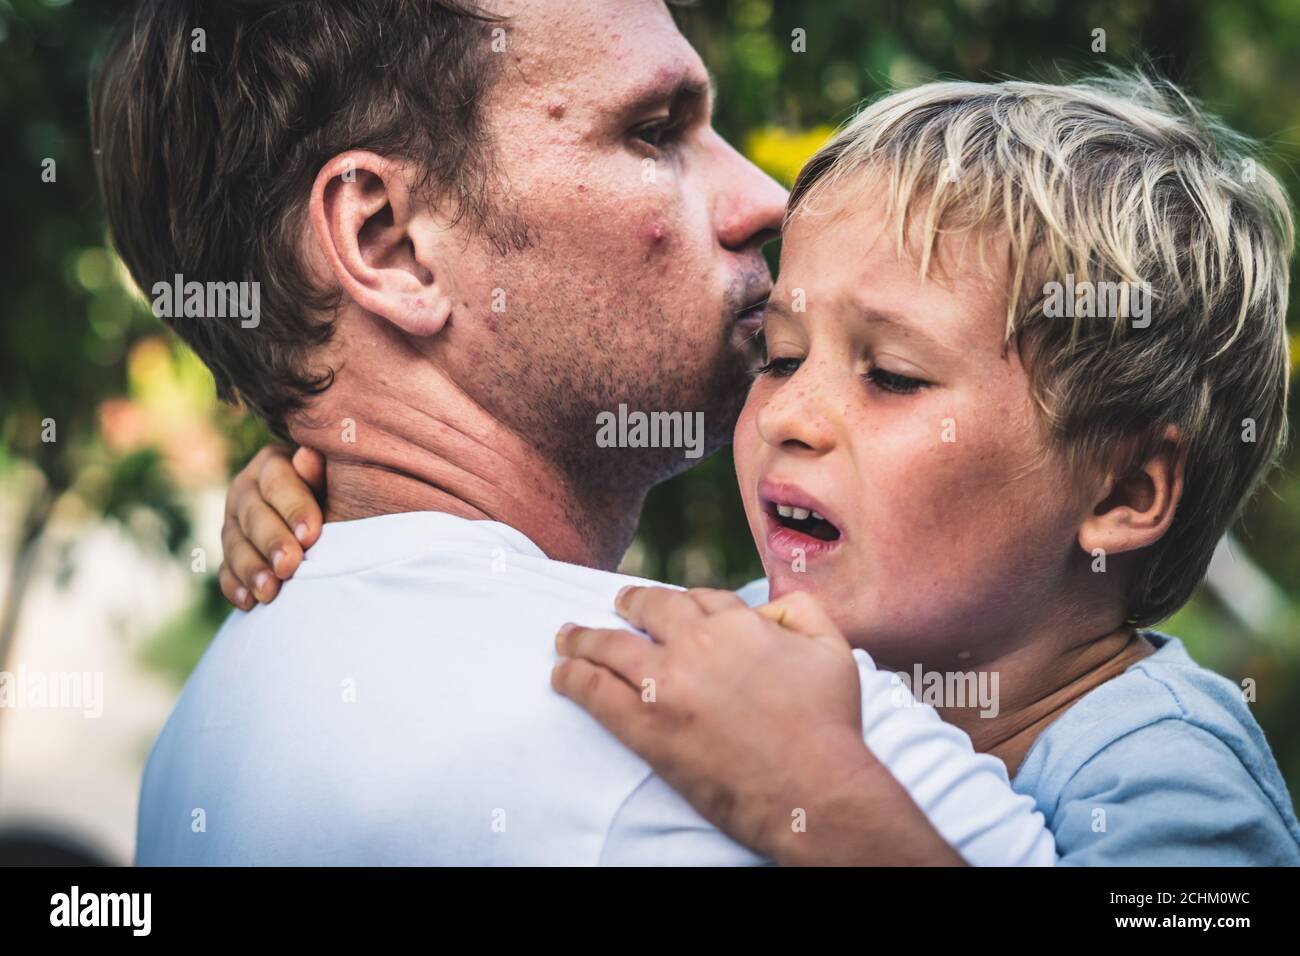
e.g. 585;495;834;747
136;512;1054;865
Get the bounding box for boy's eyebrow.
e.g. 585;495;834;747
767;297;957;354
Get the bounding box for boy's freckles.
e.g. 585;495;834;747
736;193;1084;665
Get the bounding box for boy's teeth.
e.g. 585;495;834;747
790;507;810;521
776;504;793;518
811;511;824;521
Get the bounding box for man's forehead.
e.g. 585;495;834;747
502;0;707;105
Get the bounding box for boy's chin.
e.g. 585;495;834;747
764;566;833;603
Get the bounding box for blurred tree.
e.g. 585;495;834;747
1;0;1296;797
0;0;265;739
0;0;146;678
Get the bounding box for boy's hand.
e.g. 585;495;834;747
218;445;325;609
552;586;885;862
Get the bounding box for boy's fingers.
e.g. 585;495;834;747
221;534;280;604
218;563;253;611
613;586;704;641
224;445;287;526
239;498;303;579
555;625;654;686
686;587;746;615
756;590;842;641
551;657;654;752
259;451;323;549
219;517;254;584
292;446;327;495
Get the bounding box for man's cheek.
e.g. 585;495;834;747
637;211;703;278
640;218;669;252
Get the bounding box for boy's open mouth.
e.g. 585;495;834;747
757;480;846;564
765;500;841;542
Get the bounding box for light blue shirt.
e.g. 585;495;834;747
1012;632;1300;865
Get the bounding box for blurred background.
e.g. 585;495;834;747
1;0;1296;864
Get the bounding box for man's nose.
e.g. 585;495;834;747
754;370;838;455
712;133;788;252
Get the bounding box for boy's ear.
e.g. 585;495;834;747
309;151;453;337
1078;425;1184;558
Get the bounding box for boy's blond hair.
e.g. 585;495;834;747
790;74;1293;625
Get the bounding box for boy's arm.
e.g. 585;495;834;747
845;647;1057;865
553;586;1056;866
218;445;325;608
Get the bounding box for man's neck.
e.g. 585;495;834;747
321;456;642;571
293;347;645;571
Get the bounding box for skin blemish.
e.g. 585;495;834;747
641;221;669;262
547;99;567;119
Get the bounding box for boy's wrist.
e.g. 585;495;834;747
762;729;878;865
766;731;965;866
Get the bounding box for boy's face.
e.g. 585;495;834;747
734;184;1090;668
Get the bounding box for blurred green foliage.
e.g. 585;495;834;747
1;0;1297;803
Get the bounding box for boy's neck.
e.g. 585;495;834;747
938;623;1155;778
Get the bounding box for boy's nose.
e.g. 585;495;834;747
755;377;838;455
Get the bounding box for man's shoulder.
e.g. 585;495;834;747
288;520;672;623
156;544;659;761
137;532;759;864
733;578;770;607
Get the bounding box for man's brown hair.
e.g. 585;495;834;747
92;0;503;437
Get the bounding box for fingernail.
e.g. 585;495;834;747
294;523;309;545
253;570;273;597
614;585;634;613
271;548;287;576
555;622;577;651
235;587;250;608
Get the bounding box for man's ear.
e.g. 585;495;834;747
309;151;453;337
1078;425;1184;557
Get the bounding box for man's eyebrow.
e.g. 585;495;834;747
617;69;714;118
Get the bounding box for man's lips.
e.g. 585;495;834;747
757;478;846;563
733;296;768;336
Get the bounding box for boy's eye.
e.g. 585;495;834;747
753;356;803;378
865;367;928;395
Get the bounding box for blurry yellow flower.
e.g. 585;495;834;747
744;125;835;187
